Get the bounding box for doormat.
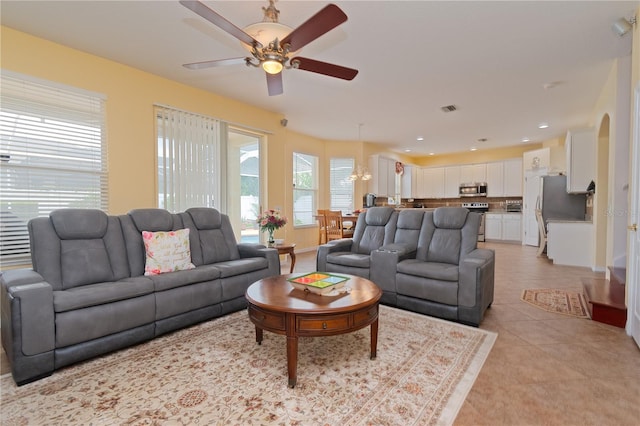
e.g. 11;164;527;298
521;288;591;319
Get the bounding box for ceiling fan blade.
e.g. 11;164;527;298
291;57;358;80
180;0;261;48
281;4;347;52
266;72;284;96
183;57;247;70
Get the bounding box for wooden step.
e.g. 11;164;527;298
581;277;627;328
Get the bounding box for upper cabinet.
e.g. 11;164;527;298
423;167;445;198
444;166;460;198
503;159;523;196
368;155;396;197
565;128;595;193
485;162;504;197
486;159;523;197
459;164;486;184
401;165;416;198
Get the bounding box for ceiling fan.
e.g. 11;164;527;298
179;0;358;96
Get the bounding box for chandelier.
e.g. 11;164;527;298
349;164;372;181
349;123;371;181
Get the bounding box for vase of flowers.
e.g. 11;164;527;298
257;209;287;247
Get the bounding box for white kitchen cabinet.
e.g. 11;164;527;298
485;212;522;242
504;159;523;196
460;164;486;184
485;213;502;240
565;128;595;193
368;155;395;197
547;220;593;267
444;166;460;198
485;162;504;197
401;165;417;198
423;167;445;198
502;213;522;241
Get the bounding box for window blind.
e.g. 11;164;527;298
0;72;107;267
155;106;220;212
293;152;318;226
330;158;354;213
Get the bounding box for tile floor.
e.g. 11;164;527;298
286;242;640;425
3;242;639;425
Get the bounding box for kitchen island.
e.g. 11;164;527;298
546;219;594;268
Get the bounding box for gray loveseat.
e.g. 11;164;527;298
1;207;280;385
317;207;494;326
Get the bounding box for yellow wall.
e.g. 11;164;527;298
411;143;543;167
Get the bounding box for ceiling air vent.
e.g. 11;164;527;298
441;105;457;113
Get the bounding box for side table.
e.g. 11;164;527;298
273;243;296;273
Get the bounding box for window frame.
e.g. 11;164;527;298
0;71;108;267
292;151;318;228
329;157;355;214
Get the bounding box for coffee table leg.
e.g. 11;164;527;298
255;326;263;345
370;317;378;359
287;335;298;387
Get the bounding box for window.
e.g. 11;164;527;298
292;152;318;226
0;72;107;267
156;106;221;212
330;158;355;213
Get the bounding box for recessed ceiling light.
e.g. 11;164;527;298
429;152;435;156
522;137;530;142
538;122;549;129
404;149;412;152
470;147;478;151
417;136;424;141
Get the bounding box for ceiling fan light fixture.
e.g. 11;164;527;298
262;59;283;74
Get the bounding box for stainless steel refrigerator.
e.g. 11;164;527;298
537;175;586;222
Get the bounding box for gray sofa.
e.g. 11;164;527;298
1;207;280;385
317;207;494;326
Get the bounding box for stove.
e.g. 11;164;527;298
462;202;488;241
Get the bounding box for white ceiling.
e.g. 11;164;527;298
1;1;637;156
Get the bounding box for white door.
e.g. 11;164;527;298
523;169;547;246
628;85;640;348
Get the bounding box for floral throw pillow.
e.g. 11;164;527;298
142;229;195;275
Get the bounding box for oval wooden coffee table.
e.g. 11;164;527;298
245;273;382;388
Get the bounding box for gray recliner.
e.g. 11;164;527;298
316;207;398;279
393;208;494;326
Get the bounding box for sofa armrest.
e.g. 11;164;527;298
458;248;495;315
1;270;55;357
377;243;417;259
316;239;353;271
1;270;56;384
237;243;280;276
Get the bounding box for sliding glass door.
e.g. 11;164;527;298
227;128;263;243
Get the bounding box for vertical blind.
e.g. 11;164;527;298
329;158;355;213
155;106;220;213
0;72;107;267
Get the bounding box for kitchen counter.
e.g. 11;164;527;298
546;221;593;268
547;218;593;224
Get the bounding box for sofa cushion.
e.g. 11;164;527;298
128;208;175;232
326;252;371;268
59;239;115;289
187;207;222;229
147;265;221;292
426;229;462;265
51;209;108;239
53;277;155;313
433;207;468;229
142;229;195;275
212;258;269;278
396;259;459;282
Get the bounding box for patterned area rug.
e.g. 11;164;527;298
1;306;496;425
521;288;591;319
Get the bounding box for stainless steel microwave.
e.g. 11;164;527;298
459;182;488;197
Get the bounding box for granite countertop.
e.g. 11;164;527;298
546;219;593;224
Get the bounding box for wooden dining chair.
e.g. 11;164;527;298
535;209;547;257
317;209;328;245
325;210;354;241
